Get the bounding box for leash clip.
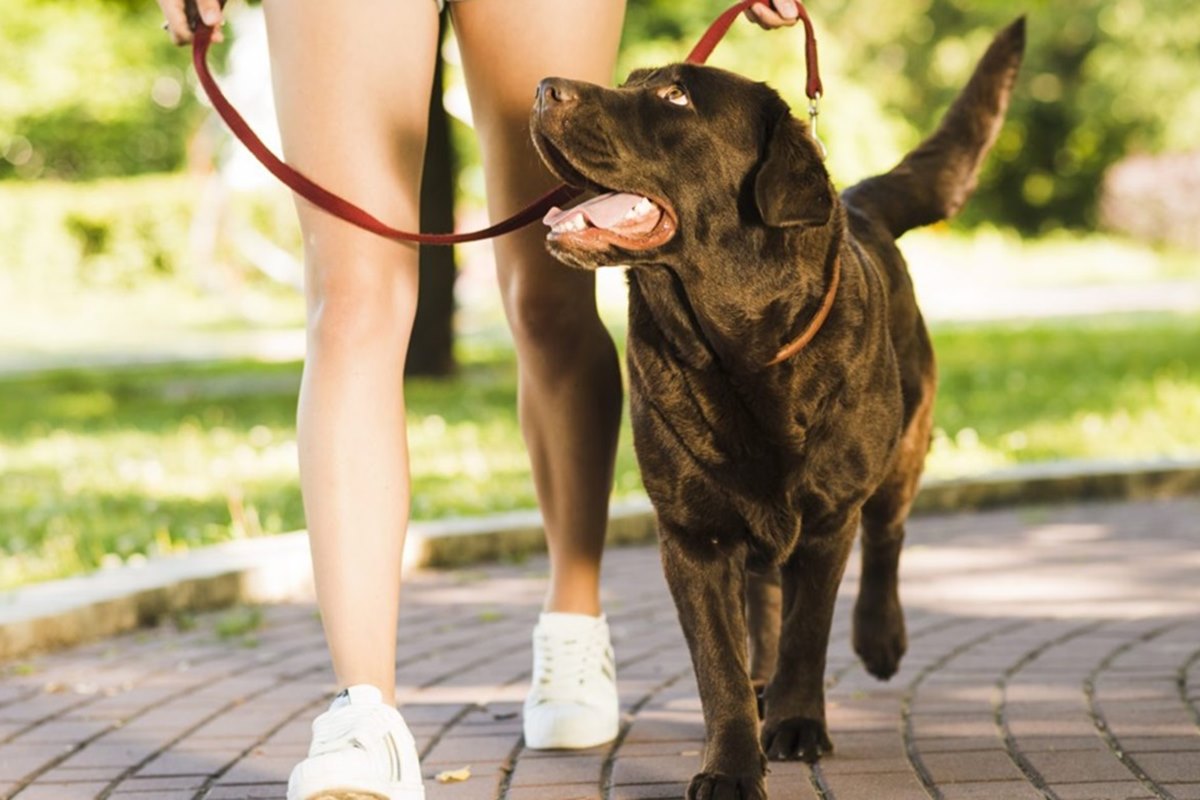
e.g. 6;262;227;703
808;94;827;161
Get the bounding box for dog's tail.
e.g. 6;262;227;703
842;17;1026;239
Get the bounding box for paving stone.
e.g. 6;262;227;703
205;783;289;799
611;753;703;786
1163;784;1200;800
1130;752;1200;783
1052;781;1161;800
32;764;126;783
423;734;518;765
610;783;690;799
507;781;600;800
818;771;930;800
939;781;1046;799
919;750;1027;783
16;782;112;799
8;719;112;744
0;742;77;780
1025;749;1146;784
2;498;1199;799
508;754;604;786
114;774;209;791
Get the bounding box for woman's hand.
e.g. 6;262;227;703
743;0;802;30
156;0;225;45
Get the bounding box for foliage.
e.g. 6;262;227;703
619;0;1200;233
7;0;1198;235
1;312;1197;588
0;0;203;180
0;175;301;321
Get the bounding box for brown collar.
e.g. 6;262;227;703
767;256;841;366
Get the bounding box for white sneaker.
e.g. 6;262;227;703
287;685;425;800
523;612;619;750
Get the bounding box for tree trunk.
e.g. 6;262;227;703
406;17;457;377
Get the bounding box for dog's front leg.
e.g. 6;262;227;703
660;532;767;800
761;514;858;763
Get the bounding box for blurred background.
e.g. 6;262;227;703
0;0;1196;589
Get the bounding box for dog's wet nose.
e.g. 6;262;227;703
537;78;579;111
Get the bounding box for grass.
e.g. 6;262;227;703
3;176;1198;587
928;313;1200;473
1;312;1197;589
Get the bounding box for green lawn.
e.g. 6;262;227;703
3;174;1196;590
1;313;1197;589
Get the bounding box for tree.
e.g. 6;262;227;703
406;16;457;377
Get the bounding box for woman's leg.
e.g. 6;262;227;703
451;0;627;618
262;0;439;705
451;0;627;751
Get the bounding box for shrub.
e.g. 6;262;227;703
0;0;205;180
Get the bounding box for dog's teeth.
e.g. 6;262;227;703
620;198;655;224
552;213;588;234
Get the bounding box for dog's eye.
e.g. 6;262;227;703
659;84;690;107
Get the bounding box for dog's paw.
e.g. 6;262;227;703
686;772;767;800
852;595;907;680
761;717;833;763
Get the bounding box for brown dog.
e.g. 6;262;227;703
532;20;1025;799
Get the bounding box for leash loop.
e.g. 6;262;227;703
191;0;826;246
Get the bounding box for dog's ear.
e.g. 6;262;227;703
754;113;833;228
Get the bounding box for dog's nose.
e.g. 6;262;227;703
537;78;579;110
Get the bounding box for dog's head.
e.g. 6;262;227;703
531;63;834;271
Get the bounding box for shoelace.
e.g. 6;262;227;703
311;704;403;757
532;630;613;705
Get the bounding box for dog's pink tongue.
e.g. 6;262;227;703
543;191;645;229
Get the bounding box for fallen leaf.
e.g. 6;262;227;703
435;766;472;783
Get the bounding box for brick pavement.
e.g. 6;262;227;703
1;497;1198;800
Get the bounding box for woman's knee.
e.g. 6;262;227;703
306;261;418;355
502;274;603;354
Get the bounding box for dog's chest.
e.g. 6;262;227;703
624;269;906;541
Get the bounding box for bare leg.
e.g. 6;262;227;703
452;0;626;615
263;0;439;704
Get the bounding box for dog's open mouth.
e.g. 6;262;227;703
534;132;677;253
543;191;675;252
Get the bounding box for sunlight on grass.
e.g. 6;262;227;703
904;226;1200;287
926;314;1200;475
0;314;1197;589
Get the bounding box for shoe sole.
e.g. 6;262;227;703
303;792;388;800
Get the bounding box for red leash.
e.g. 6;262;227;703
685;0;823;101
190;0;823;246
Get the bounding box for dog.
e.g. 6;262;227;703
531;19;1025;799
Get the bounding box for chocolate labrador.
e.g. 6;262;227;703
531;19;1025;799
